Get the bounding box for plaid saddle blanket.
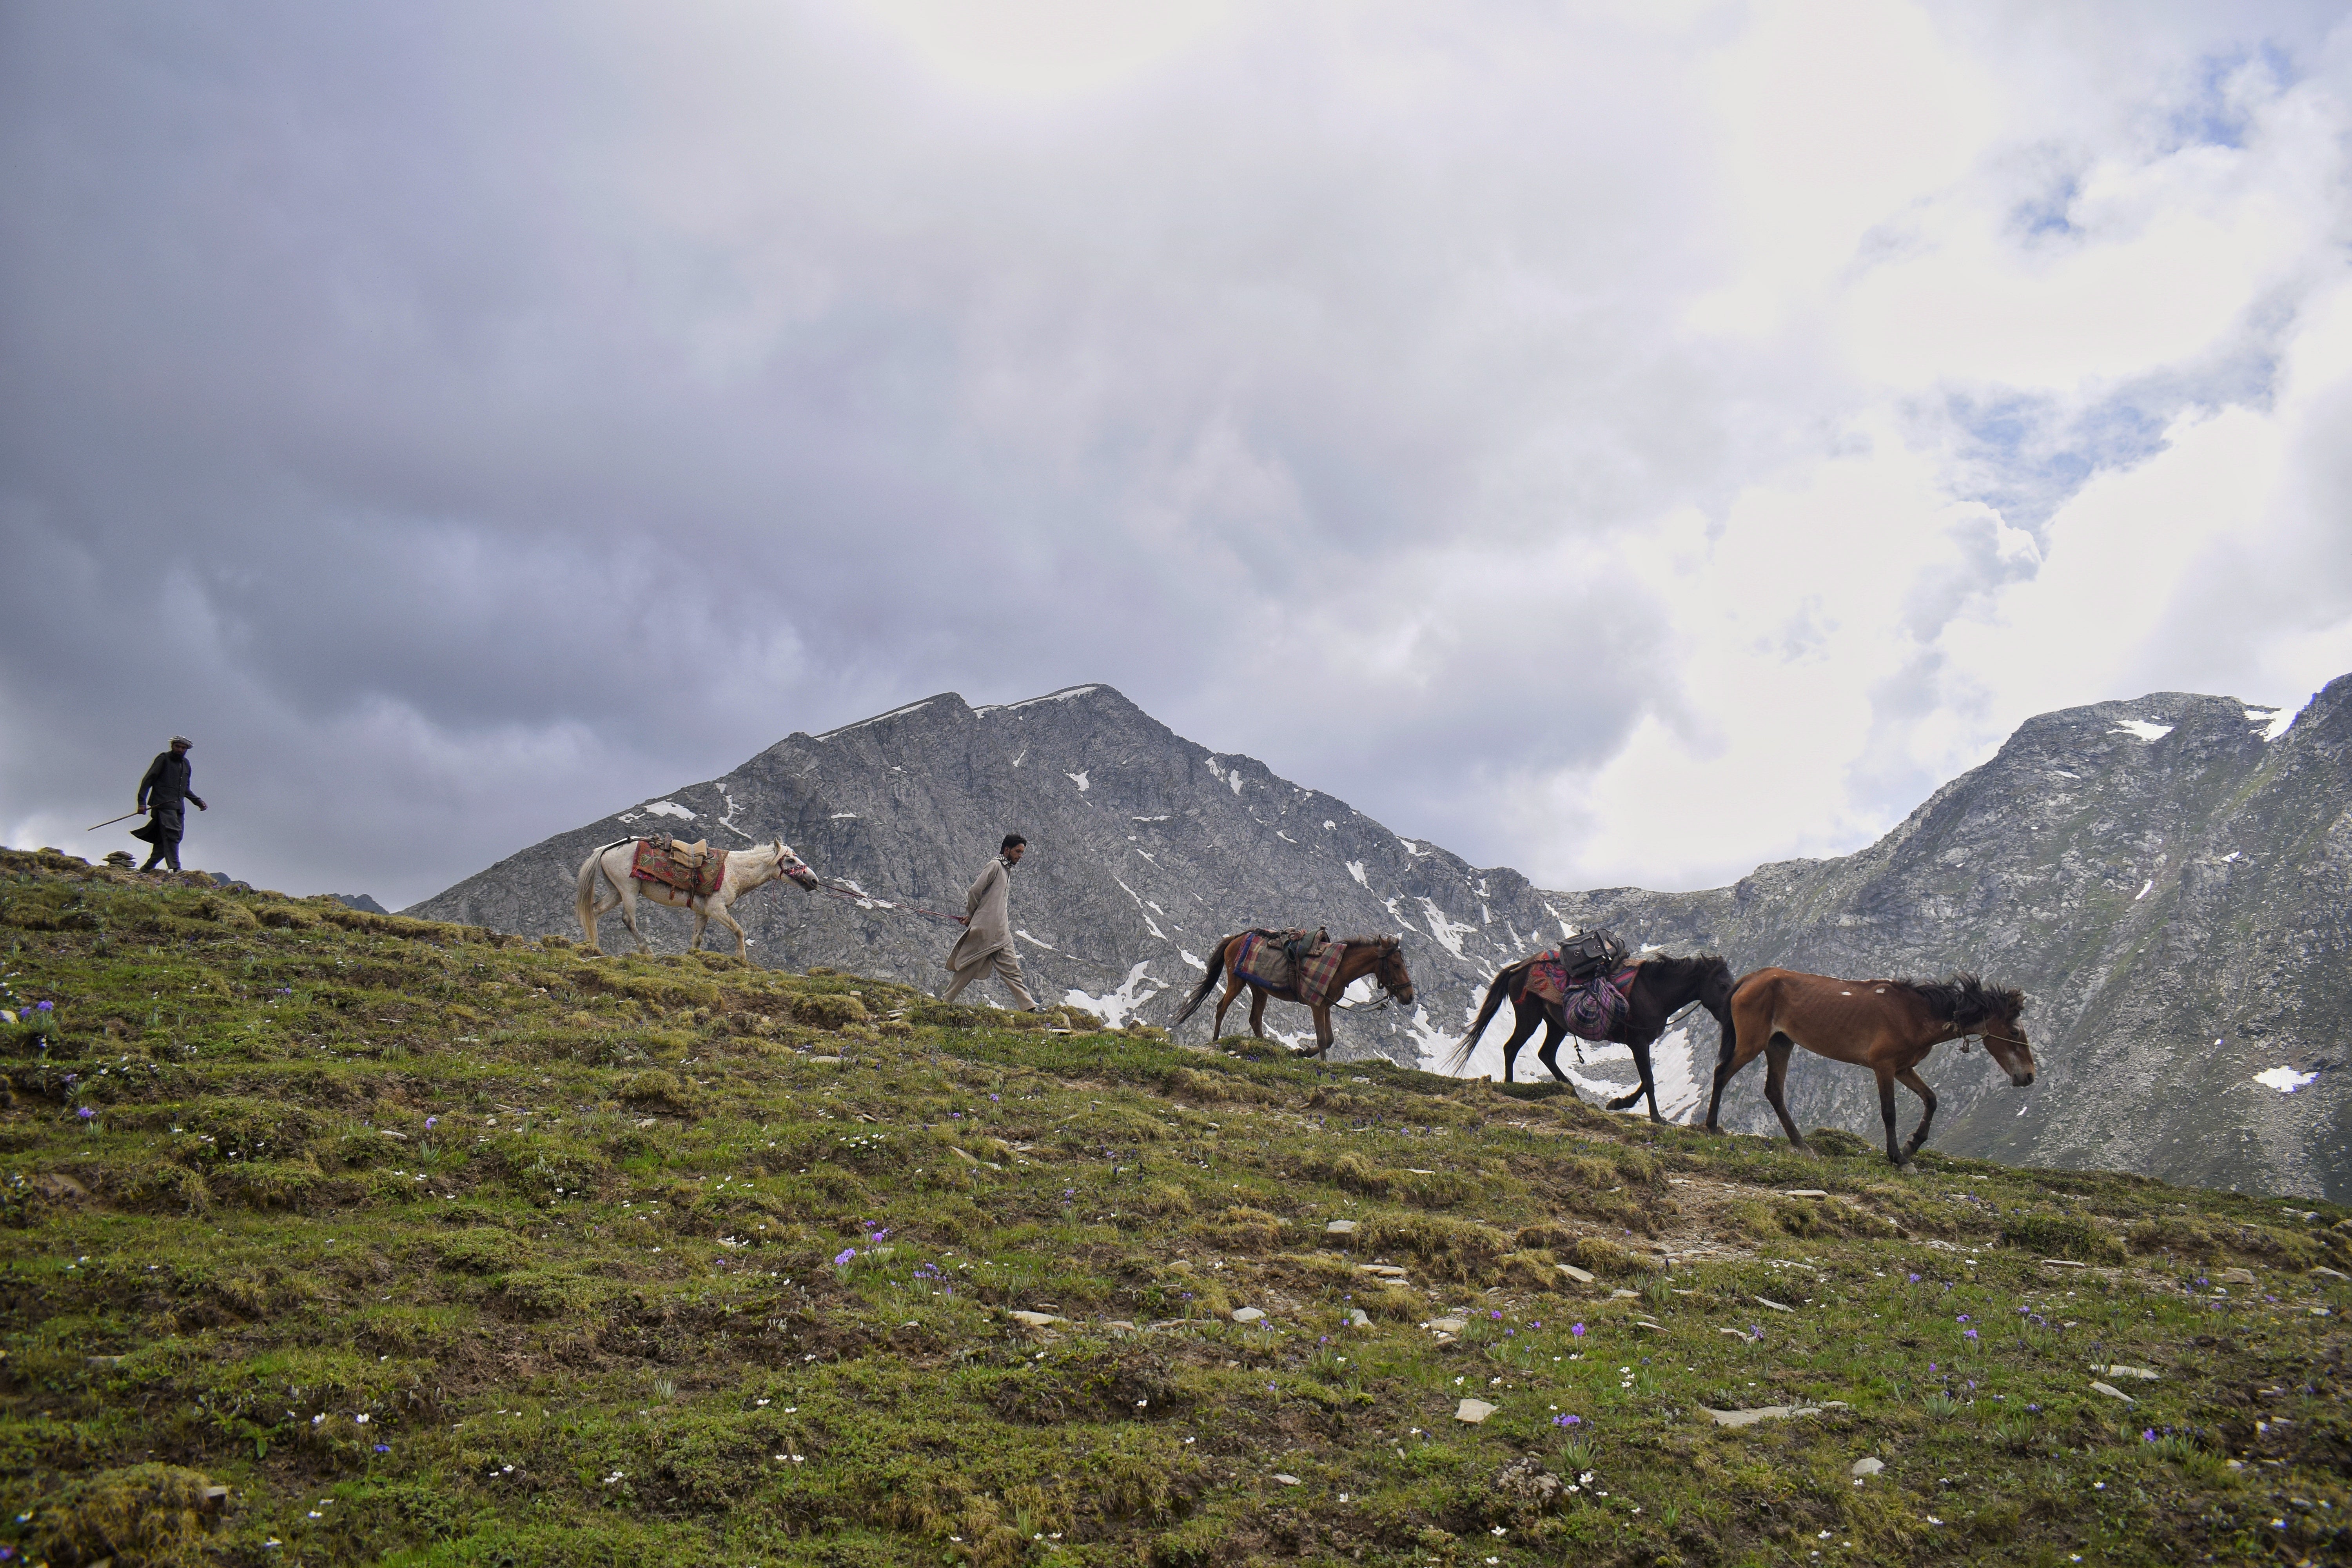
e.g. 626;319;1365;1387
631;837;728;897
1234;928;1347;1004
1522;960;1638;1042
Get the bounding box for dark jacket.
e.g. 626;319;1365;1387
139;751;200;810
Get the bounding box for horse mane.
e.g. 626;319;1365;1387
1639;952;1729;987
1896;973;2024;1030
1339;933;1397;949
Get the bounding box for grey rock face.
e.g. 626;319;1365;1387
407;676;2352;1198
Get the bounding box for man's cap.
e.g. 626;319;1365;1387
169;735;192;748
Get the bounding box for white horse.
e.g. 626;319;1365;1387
575;838;821;960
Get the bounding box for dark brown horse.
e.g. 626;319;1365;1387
1171;933;1416;1057
1445;953;1736;1120
1704;968;2034;1166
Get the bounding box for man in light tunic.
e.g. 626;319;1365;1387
940;833;1043;1011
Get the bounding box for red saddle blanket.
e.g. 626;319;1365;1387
1234;929;1350;1006
1522;960;1638;1042
631;838;728;897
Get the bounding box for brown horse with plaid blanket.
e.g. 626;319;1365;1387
1704;968;2034;1166
1171;931;1416;1058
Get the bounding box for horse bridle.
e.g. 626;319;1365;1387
1334;937;1411;1012
1962;1031;2029;1054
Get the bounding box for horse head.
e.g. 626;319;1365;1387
1913;974;2034;1087
1371;935;1415;1006
1982;1014;2035;1087
1691;954;1738;1036
773;841;823;891
1964;980;2033;1087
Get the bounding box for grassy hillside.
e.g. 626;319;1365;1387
2;847;2347;1567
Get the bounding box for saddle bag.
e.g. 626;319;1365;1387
1557;928;1628;984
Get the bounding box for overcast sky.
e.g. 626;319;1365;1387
5;1;2351;909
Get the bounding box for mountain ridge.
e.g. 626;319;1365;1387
410;673;2352;1198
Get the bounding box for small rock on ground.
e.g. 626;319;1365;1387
1230;1307;1266;1323
1701;1405;1821;1428
1455;1398;1497;1424
2090;1381;2134;1403
1556;1263;1596;1285
1851;1457;1884;1478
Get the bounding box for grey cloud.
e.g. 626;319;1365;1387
6;2;2345;904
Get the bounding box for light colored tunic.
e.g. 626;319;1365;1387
944;855;1016;971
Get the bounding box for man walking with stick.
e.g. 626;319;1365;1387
131;736;207;873
940;833;1045;1012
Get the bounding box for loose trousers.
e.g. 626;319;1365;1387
941;946;1038;1010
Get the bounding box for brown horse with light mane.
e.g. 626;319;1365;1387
1704;968;2034;1167
1171;933;1416;1058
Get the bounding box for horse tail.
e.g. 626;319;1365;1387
1712;965;1755;1071
575;845;610;953
1444;965;1518;1073
1170;936;1232;1029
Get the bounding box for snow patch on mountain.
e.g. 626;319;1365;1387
1064;962;1166;1030
1419;900;1475;961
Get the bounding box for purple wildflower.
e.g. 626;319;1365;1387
2142;1429;2156;1442
1553;1413;1582;1427
374;1443;391;1454
834;1248;857;1266
76;1107;94;1121
1964;1328;1978;1341
425;1116;438;1130
36;1001;53;1013
1490;1310;1503;1321
1908;1273;1920;1283
1571;1323;1585;1338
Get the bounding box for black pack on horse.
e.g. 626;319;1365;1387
1703;967;2034;1166
1447;951;1736;1120
1171;931;1416;1058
